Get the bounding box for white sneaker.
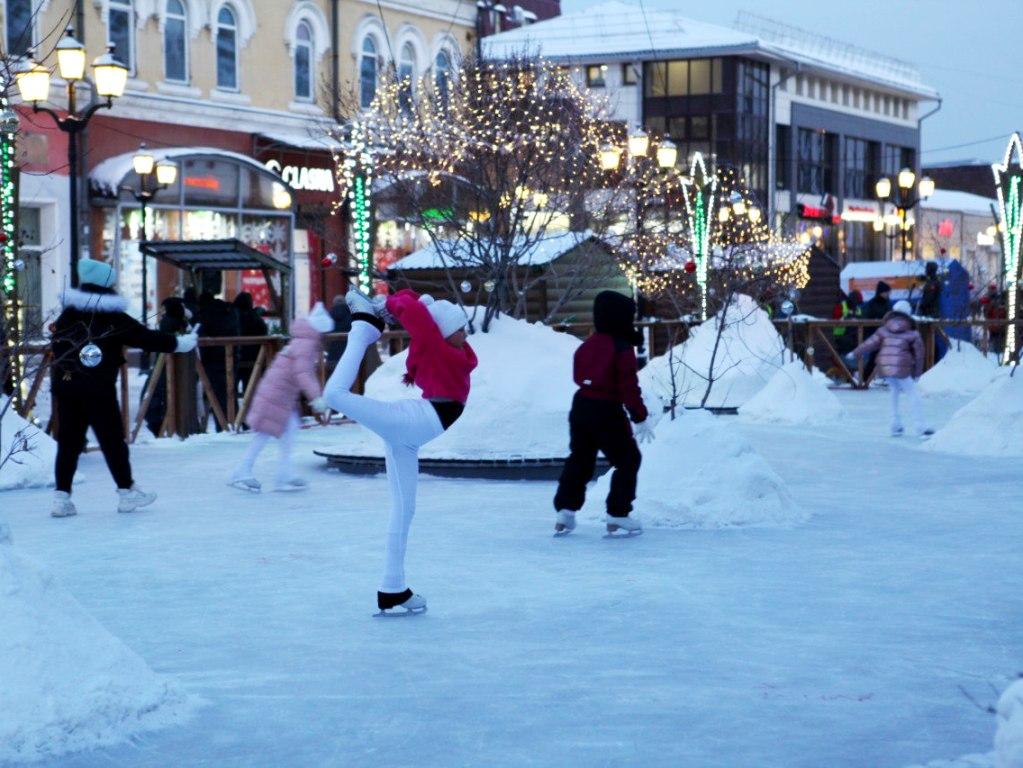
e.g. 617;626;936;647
554;510;576;535
51;491;77;518
117;485;157;513
273;477;308;492
605;514;642;536
376;590;427;616
229;475;262;493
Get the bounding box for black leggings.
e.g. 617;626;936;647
54;385;133;493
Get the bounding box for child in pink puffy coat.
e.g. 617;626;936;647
229;302;334;492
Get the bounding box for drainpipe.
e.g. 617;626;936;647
331;0;340;121
914;97;942;259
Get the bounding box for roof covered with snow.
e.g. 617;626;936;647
921;189;1000;217
90;147;283;196
482;1;937;98
389;231;604;271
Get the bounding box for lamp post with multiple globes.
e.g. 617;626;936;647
873;167;935;260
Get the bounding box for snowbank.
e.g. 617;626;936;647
925;373;1023;457
997;679;1023;768
579;409;804;529
918;342;999;397
0;540;193;763
328;313;580;459
1;400;56;491
739;360;845;425
641;295;787;409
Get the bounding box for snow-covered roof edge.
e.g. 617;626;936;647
390;231;606;271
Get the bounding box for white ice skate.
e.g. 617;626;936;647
229;475;262;493
374;590;428;617
554;510;576;536
273;477;308;492
890;426;905;437
604;514;643;537
51;491;77;518
117;485;156;513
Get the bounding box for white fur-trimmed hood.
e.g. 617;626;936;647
61;287;129;314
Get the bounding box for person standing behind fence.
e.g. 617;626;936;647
233;291;268;396
144;297;192;436
50;258;198;518
198;291;240;431
229;302;333;493
917;262;942;318
860;281;892;381
849;299;933;438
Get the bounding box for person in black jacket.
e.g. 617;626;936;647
198;291;240;431
860;281;892;381
143;297;193;436
917;262;941;318
50;258;197;518
233;291;268;394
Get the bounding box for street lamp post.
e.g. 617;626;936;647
874;168;935;260
123;144;178;324
15;31;128;287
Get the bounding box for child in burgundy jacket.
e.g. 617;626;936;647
553;291;655;536
323;287;477;615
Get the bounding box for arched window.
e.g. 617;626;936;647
294;20;314;100
216;5;238;90
434;49;451;105
109;0;135;73
398;42;416;114
5;0;34;58
164;0;188;82
359;36;378;109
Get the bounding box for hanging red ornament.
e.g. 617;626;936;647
0;232;8;243
684;260;696;274
980;295;991;305
320;256;334;268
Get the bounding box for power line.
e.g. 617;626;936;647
922;133;1014;155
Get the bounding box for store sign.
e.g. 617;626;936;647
798;203;842;224
264;159;335;193
841;204;879;223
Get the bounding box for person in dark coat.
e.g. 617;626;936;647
552;291;657;537
917;262;941;318
325;294;351;366
233;291;268;394
198;291;240;431
860;281;892;380
143;297;192;436
49;258;197;518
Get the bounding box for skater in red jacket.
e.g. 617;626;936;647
323;287;477;615
553;291;656;536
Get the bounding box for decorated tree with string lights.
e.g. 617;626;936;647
333;56;623;331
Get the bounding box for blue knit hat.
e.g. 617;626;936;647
77;258;116;288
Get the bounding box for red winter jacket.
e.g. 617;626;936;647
573;332;648;423
386;289;478;404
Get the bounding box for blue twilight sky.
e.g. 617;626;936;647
563;0;1023;167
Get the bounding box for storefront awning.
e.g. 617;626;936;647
140;239;292;274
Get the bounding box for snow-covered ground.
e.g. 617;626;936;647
1;389;1020;767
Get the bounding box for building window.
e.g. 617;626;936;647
795;75;804;96
294;20;314;100
109;0;134;74
842;85;849;106
5;0;34;58
434;49;452;105
586;65;605;88
643;58;722;98
398;42;417;113
621;63;637;86
776;124;790;190
842;137;877;199
16;206;43;336
216;5;238;90
359;36;378;109
797;128;834;195
164;0;188;82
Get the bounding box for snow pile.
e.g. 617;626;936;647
330;313;580;459
579;409;803;529
0;400;56;491
0;539;192;762
997;679;1023;768
641;294;787;409
739;360;846;424
918;342;999;397
925;373;1023;457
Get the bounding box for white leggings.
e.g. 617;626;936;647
887;376;926;433
323;321;444;594
235;412;299;483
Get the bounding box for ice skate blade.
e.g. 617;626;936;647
273;485;307;493
228;480;261;493
553;525;572;537
373;606;428;617
604;524;642;538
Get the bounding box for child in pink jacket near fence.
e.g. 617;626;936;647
323;286;477;616
230;302;334;492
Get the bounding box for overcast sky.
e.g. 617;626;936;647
563;0;1022;167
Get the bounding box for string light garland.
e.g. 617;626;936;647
993;132;1023;363
1;89;19;406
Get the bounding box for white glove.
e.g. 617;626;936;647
309;396;328;414
175;329;198;353
634;419;655;444
642;391;665;429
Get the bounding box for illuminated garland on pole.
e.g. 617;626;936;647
1;90;19;407
993;132;1023;363
681;152;717;320
336;119;375;294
